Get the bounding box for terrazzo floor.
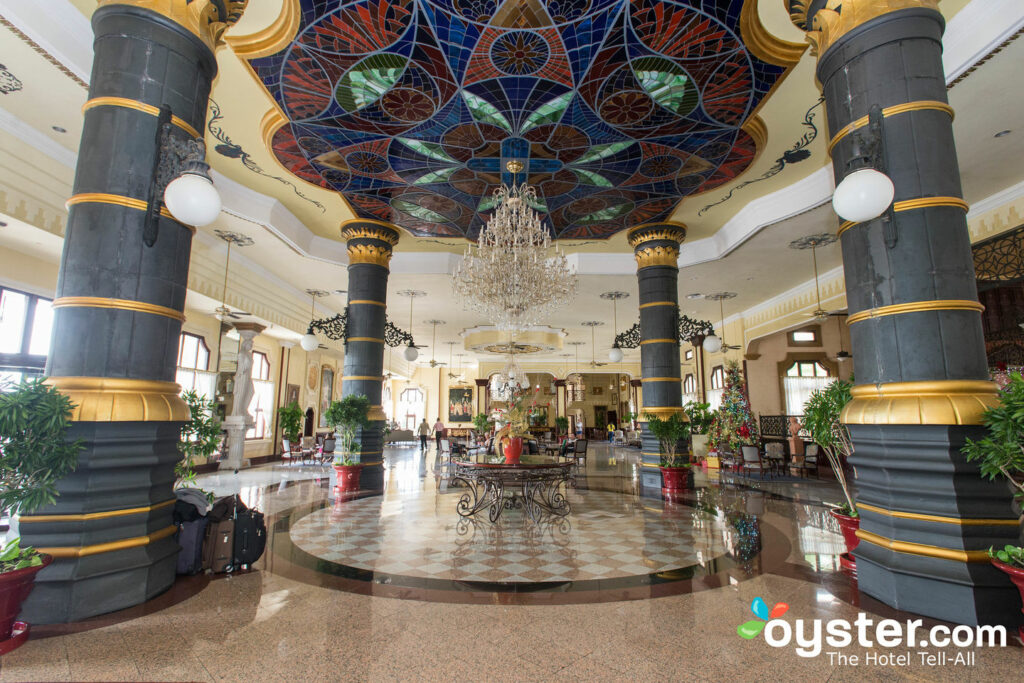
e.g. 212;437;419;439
1;444;1019;682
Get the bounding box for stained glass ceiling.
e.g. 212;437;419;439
248;0;788;240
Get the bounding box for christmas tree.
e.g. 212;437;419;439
710;360;758;453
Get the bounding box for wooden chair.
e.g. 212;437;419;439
764;441;785;477
281;439;301;466
320;437;335;465
740;445;770;479
800;443;821;478
571;439;588;465
612;430;626;446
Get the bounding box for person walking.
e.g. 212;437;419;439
433;417;445;453
607;422;616;442
417;418;430;451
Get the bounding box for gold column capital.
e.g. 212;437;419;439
347;244;394;268
797;0;942;58
841;379;1000;426
626;222;687;249
98;0;248;53
340;220;402;246
634;246;680;269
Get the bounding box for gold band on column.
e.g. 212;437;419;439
342;376;383;382
840;379;1000;426
346;337;385;343
52;296;186;322
856;502;1021;527
641;377;682;383
45;377;190;422
348;300;386;307
855;528;991;563
828;100;954;154
66;193;196;232
36;524;178;558
638;301;676;309
640;338;678;345
847;299;983;325
641;406;686;416
836;197;969;237
82;97;201;138
19;498;176;524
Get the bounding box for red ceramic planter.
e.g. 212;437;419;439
333;464;363;492
503;437;523;465
0;553;52;655
660;466;690;492
992;559;1024;643
829;508;860;576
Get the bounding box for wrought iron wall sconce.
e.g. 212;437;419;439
144;105;220;247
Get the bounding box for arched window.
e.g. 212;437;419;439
706;365;725;410
176;332;215;400
246;351;274;439
682;373;697;404
783;360;832;415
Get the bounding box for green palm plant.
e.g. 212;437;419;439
178;390;221;489
0;377;83;570
278;401;303;443
643;412;691;467
802;379;857;516
324;394;371;466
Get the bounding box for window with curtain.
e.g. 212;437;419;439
783;360;833;415
706;365;725;410
246;351;274;439
682;373;697;404
0;286;52;388
176;332;216;401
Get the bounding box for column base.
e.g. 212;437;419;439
849;424;1023;627
18;421;181;623
357;421;386;491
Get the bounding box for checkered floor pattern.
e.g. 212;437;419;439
289;488;730;583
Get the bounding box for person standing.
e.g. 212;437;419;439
433;416;445;452
417;418;430;451
607;422;616;442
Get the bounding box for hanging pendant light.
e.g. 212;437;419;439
397;290;426;362
300;289;327;352
602;291;629;362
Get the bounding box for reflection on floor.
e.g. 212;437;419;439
1;443;1019;681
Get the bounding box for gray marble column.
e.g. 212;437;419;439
628;223;687;495
19;1;245;623
792;0;1021;626
340;220;400;490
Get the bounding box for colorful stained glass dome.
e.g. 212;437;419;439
248;0;787;239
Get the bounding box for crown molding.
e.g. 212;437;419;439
0;0;92;85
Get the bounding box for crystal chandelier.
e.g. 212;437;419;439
490;349;528;402
565;341;585;405
452;164;577;331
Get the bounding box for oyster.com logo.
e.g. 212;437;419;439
737;596;789;639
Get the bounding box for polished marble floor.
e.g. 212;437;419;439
1;443;1020;682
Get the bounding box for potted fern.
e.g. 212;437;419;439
324;394;370;491
644;411;691;491
178;390;221;489
802;379;859;571
0;378;82;653
961;372;1024;639
554;415;569;438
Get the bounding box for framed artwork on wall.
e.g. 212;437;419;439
592;386;603;395
318;366;334;428
448;387;473;422
285;383;300;407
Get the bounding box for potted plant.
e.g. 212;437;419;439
554;415;569;438
644;411;692;492
178;390;221;491
0;378;82;653
961;372;1024;639
802;379;859;572
324;394;371;491
683;401;714;463
278;400;303;452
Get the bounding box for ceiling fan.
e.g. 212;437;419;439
582;321;608;366
790;233;845;322
424;319;446;367
213;230;254;321
448;348;469;383
705;292;741;352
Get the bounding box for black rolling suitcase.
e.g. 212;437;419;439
175;517;208;575
233;507;267;569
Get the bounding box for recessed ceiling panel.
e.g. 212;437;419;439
247;0;787;239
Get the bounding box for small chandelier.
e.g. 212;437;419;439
490;350;528;402
452;161;577;332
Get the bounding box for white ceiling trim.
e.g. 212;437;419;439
0;106;76;169
966;178;1024;219
943;0;1024;84
0;0;92;84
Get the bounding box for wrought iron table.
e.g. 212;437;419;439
451;457;574;523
